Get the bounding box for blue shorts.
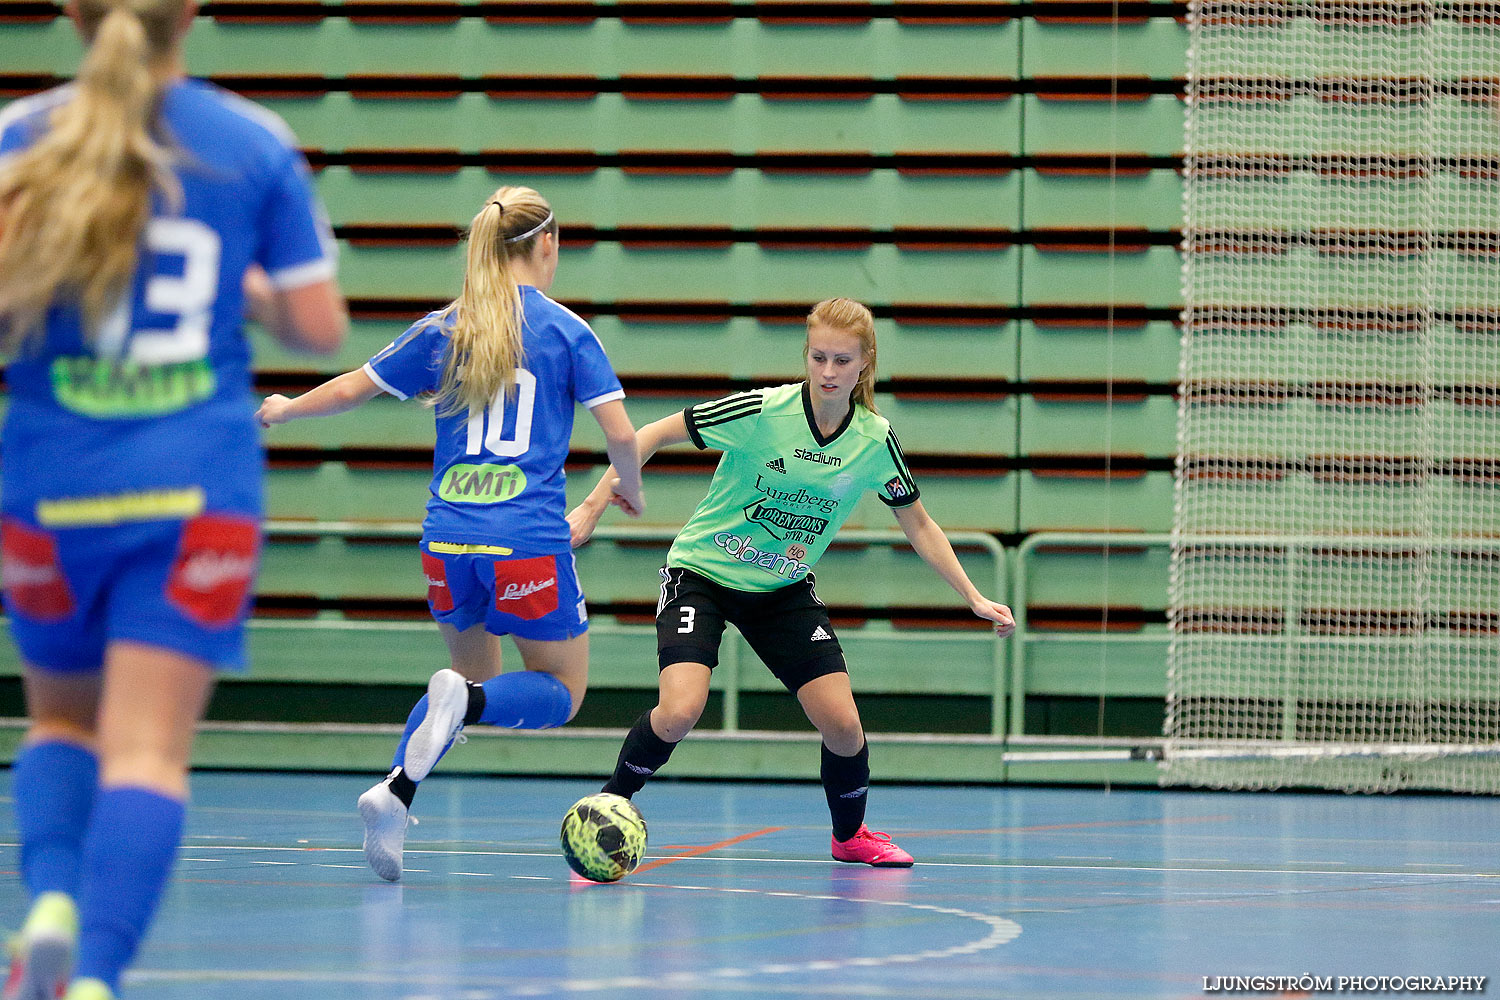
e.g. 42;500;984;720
420;542;589;641
2;513;260;673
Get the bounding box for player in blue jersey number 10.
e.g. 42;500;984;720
256;186;643;882
569;298;1014;867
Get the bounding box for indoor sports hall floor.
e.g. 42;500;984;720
3;772;1495;999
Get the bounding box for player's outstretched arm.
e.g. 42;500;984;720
568;410;690;547
256;368;384;428
590;398;645;519
891;500;1016;636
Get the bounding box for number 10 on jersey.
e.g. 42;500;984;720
465;369;537;457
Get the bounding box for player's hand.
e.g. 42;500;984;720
567;494;609;548
255;394;293;428
971;598;1016;637
610;481;645;519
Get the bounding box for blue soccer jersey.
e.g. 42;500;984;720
363;287;625;551
0;79;337;527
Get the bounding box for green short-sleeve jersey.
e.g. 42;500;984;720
668;382;920;592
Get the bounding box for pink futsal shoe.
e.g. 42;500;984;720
831;825;915;867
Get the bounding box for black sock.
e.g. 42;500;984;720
463;681;486;726
387;767;418;810
602;711;678;798
821;741;870;843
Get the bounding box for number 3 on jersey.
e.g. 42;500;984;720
465;369;537;457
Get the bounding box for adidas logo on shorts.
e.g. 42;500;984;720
765;457;786;474
810;625;832;641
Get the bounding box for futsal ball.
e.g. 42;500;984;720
559;792;648;883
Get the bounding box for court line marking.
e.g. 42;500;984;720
126;880;1023;998
631;825;785;875
131;844;1500;880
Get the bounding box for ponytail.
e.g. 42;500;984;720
0;0;186;354
432;185;555;416
807;297;879;414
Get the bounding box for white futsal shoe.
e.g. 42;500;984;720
403;668;470;781
358;779;415;883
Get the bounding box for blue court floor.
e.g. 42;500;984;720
2;771;1496;999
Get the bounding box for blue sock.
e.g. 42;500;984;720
74;786;185;993
388;672;573;776
12;740;99;899
389;693;429;772
476;671;572;729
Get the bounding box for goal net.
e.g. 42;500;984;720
1165;0;1500;791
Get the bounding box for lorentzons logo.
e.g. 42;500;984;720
742;500;830;539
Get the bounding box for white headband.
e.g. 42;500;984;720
504;211;554;244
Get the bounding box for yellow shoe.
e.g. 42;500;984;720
62;979;113;1000
4;891;77;1000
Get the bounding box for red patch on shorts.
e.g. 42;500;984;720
165;514;259;628
492;555;559;621
422;551;454;612
1;519;76;622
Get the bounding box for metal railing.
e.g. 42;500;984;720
264;520;1012;735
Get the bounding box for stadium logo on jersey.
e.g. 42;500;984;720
493;555;559;620
884;476;911;500
765;457;786;474
753;476;839;513
712;531;811;581
794;448;842;468
166;514;258;628
742;500;830;539
0;519;75;621
439;463;527;504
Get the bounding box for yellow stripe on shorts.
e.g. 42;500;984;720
36;487;206;527
427;541;514;556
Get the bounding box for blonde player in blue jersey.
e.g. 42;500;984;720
256;185;644;882
569;298;1015;867
0;1;347;996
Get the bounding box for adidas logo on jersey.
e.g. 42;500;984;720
625;762;655;776
810;625;833;641
765;457;786;474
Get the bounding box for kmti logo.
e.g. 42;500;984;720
440;463;527;504
742;500;829;540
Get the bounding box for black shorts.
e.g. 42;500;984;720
655;566;847;693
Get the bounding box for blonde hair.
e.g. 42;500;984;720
432;185;556;416
0;0;187;354
807;297;878;414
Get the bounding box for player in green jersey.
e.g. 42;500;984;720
568;298;1014;867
